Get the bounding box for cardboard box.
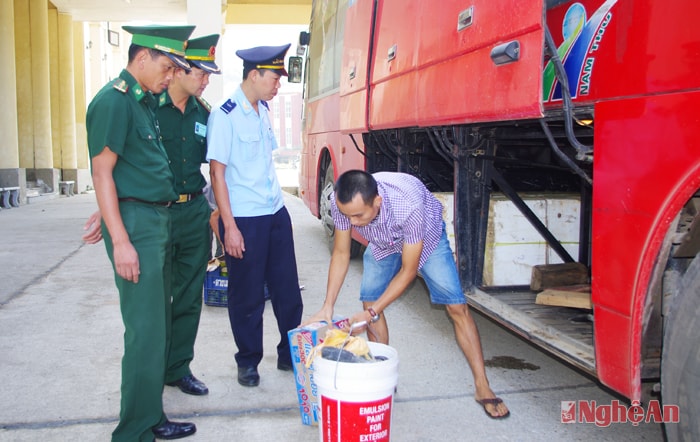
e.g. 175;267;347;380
203;258;228;307
434;192;581;286
288;317;350;426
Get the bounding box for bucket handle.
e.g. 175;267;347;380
332;321;373;389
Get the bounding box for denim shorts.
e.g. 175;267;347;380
360;223;466;305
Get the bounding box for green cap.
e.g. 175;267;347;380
122;25;195;69
185;34;221;74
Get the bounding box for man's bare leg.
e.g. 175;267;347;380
446;303;509;418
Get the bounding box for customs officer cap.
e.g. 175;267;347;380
185;34;221;74
236;43;291;76
122;24;195;70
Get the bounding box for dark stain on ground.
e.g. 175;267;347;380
484;355;540;371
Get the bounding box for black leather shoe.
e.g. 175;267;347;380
152;420;196;440
166;374;209;396
237;366;260;387
277;360;294;371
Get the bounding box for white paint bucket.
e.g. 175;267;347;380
313;342;399;442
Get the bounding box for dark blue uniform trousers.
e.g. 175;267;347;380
220;206;303;368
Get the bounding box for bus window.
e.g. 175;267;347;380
307;0;348;99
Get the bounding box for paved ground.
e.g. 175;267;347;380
0;191;664;441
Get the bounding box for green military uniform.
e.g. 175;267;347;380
159;33;222;387
86;25;194;442
157;91;211;383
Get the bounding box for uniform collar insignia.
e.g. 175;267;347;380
220;99;236;114
131;83;145;101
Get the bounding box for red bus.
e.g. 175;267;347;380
292;1;700;438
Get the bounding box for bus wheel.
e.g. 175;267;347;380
662;254;700;441
319;165;362;258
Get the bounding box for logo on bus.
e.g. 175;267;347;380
543;0;617;102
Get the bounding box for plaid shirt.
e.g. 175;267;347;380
331;172;444;269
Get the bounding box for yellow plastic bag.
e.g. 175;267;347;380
306;328;372;367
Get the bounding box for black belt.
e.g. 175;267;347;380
118;197;173;207
175;190;203;204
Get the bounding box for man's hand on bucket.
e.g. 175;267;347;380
299;305;334;328
346;310;374;334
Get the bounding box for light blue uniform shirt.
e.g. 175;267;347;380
206;87;284;217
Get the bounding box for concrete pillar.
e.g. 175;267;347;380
15;0;58;193
0;0;26;197
73;21;92;192
29;0;54;171
58;13;79;185
188;0;224;103
0;0;20;170
48;9;61;170
14;0;34;170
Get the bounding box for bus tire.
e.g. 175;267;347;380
662;254;700;441
319;165;362;258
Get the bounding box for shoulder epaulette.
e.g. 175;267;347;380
220;99;236;114
112;79;128;94
196;96;212;112
261;100;270;110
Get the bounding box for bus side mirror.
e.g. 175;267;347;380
288;56;303;83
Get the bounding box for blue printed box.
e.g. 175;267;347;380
287;317;349;426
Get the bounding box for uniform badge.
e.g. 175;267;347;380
220;99;237;114
194;122;207;137
112;79;128;93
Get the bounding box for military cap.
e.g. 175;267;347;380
236;43;291;76
122;25;195;70
185;34;221;74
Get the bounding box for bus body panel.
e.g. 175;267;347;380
593;90;700;398
370;0;420;85
340;89;370;134
414;29;544;127
301;93;341;215
301;93;367;216
369;72;419;130
339;0;373;133
340;0;373;96
416;0;544;66
368;0;545;128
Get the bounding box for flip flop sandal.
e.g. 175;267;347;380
475;397;511;419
